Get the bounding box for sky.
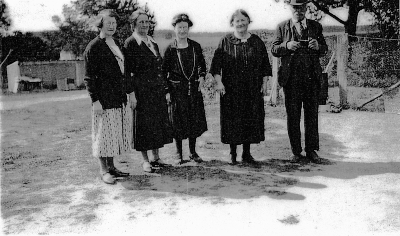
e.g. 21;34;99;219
6;0;374;32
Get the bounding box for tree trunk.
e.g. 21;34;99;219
345;0;360;36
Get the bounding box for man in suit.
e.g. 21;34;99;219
271;0;328;163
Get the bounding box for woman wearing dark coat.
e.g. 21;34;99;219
162;13;208;165
124;10;173;172
84;9;132;184
210;9;272;165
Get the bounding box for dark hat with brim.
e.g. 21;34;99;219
286;0;309;5
172;13;193;27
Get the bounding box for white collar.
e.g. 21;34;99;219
132;31;157;45
292;18;307;27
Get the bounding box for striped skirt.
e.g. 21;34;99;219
92;105;132;158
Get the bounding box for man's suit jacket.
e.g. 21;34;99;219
271;19;328;87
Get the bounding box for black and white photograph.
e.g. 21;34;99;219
1;0;400;235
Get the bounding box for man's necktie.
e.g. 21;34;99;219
299;22;306;37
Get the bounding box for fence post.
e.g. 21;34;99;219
336;33;348;107
270;57;279;106
75;60;84;87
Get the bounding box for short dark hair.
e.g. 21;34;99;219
172;13;193;27
130;9;150;28
230;9;251;27
95;9;119;29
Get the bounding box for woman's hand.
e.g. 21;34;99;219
214;74;225;96
166;93;171;104
261;83;268;96
129;92;137;110
93;101;103;114
216;81;225;96
198;77;205;92
261;76;269;96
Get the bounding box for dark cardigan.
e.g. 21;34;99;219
84;36;132;109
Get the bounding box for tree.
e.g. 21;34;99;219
364;0;399;39
277;0;399;38
2;31;59;62
0;0;12;35
52;0;156;57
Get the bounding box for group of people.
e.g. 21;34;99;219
84;0;327;184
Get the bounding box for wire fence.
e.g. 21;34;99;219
348;35;400;87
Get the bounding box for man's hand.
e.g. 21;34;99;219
287;41;302;51
308;39;319;50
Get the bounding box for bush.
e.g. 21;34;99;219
348;40;400;88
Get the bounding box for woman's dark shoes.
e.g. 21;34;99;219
173;153;184;166
101;172;116;184
189;153;203;163
229;153;237;165
173;158;185;166
306;151;322;164
108;167;129;177
150;159;168;168
289;153;306;163
242;153;257;164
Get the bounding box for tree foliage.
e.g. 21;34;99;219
1;31;60;63
364;0;399;39
0;0;12;35
52;0;156;57
278;0;399;38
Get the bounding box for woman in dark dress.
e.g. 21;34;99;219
210;9;272;165
162;14;208;165
84;9;132;184
124;10;172;172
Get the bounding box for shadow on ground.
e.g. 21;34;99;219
119;128;400;201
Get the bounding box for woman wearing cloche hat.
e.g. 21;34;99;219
162;13;208;165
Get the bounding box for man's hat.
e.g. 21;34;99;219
286;0;309;5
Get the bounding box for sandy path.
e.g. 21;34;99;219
5;113;400;235
0;90;88;110
2;91;399;235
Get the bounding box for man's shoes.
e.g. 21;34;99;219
101;172;116;184
306;151;322;164
290;153;307;163
109;167;129;177
143;162;152;172
242;153;257;164
229;153;237;165
150;158;168;167
189;153;203;163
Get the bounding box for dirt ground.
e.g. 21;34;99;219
1;90;400;236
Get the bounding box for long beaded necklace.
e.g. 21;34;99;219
176;45;196;96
